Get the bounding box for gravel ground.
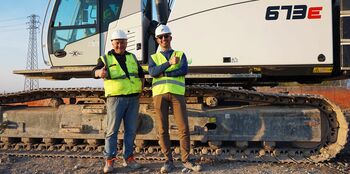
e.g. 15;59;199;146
0;155;346;174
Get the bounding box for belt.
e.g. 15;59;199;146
109;93;140;97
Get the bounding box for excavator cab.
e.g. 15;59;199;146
42;0;148;67
17;0;350;84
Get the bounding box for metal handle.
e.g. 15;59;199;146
54;50;67;58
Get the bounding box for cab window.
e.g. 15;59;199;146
51;0;97;52
101;0;123;32
54;0;97;27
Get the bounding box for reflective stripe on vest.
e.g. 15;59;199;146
151;51;185;96
100;53;142;97
152;79;185;88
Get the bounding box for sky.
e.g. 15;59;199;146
0;0;102;93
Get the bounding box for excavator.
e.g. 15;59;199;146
0;0;349;163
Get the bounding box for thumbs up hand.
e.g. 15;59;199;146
95;66;107;78
169;56;179;65
100;66;107;78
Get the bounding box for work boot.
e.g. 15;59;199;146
183;160;202;172
103;159;114;173
122;155;141;169
160;161;175;173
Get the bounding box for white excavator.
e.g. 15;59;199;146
0;0;349;163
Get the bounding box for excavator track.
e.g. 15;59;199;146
0;86;348;164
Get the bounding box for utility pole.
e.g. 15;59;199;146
24;14;40;91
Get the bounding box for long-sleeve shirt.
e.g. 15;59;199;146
92;50;145;79
148;49;188;77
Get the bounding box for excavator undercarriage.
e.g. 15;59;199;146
0;86;348;163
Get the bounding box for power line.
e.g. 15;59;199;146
0;23;26;28
0;25;28;33
0;16;26;22
0;28;25;32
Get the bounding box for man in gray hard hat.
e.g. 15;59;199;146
149;24;202;173
93;29;144;173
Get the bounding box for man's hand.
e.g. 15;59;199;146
169;56;179;65
95;66;107;78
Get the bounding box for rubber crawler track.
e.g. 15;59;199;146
0;86;348;165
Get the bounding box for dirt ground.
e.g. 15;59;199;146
0;155;346;174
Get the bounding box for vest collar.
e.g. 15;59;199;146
160;48;173;54
108;49;131;56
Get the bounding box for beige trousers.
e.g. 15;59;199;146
153;93;190;162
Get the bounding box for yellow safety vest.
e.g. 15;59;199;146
100;53;142;97
151;51;186;97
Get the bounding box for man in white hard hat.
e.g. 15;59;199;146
92;29;144;173
149;24;202;173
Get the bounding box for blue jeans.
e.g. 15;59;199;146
104;95;139;160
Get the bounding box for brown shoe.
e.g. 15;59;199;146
160;161;175;173
103;159;114;173
183;160;202;172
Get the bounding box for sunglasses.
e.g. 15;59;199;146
157;34;170;39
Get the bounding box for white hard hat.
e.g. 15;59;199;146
111;29;127;40
155;24;171;37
